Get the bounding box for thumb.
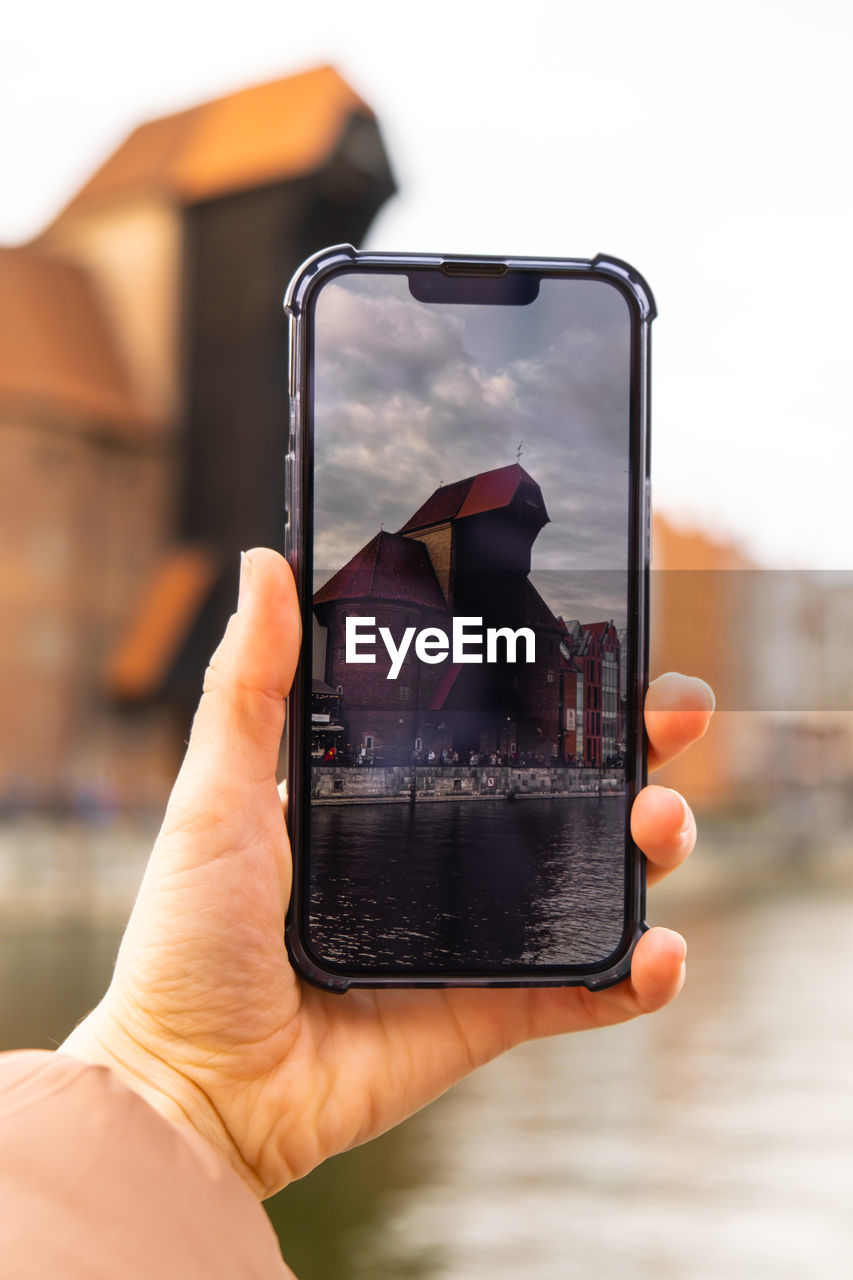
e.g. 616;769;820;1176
170;548;301;807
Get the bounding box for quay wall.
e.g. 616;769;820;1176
311;765;624;805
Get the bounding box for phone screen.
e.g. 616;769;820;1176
297;263;642;981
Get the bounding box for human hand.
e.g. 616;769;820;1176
61;549;714;1198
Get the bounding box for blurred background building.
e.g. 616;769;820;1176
3;64;853;818
0;66;394;812
651;514;853;853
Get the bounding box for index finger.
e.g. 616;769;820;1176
645;672;715;771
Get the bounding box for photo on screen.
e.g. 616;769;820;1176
306;270;634;972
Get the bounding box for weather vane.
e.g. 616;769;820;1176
516;440;524;462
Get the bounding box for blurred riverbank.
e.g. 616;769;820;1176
2;812;852;1277
0;815;157;924
2;801;851;924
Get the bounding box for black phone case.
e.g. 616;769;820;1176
283;246;654;993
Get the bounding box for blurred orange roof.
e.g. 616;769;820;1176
652;513;754;570
45;65;374;225
104;545;220;701
0;246;142;431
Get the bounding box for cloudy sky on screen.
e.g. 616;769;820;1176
312;272;631;624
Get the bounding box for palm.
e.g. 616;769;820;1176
111;771;682;1197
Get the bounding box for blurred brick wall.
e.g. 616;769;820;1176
0;417;178;808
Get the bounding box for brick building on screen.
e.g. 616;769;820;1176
312;464;623;767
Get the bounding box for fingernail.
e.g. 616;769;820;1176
667;788;692;839
651;673;715;711
660;926;687;965
238;551;253;611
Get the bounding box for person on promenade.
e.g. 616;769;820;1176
0;548;714;1279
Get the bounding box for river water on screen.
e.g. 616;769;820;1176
308;797;628;969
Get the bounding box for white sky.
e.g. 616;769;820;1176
3;0;851;568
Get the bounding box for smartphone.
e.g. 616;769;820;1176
283;247;653;991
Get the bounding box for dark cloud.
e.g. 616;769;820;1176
312;272;632;625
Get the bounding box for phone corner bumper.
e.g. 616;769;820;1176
285;925;353;994
283;243;359;317
579;919;648;991
591;254;657;322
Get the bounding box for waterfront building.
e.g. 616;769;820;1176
314;464;583;764
563;619;622;767
616;625;628;754
557;656;585;764
313;530;453;764
310;680;345;760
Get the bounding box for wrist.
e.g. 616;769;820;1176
59;1001;265;1198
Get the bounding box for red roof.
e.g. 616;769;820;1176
313;530;448;610
399;464;546;533
581;620;616;639
458;465;541;519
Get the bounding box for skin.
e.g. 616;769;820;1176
60;548;715;1200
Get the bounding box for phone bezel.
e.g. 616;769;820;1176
284;247;653;992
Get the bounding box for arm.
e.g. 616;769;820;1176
0;1049;294;1278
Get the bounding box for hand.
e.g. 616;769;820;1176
61;549;714;1198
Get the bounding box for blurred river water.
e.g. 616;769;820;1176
1;816;852;1278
